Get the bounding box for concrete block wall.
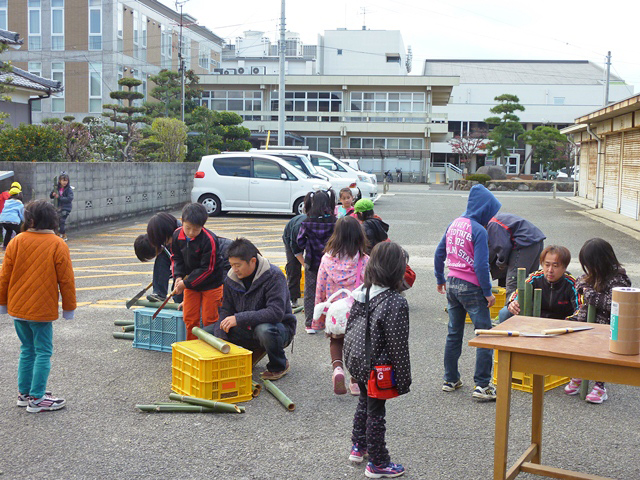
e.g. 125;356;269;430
0;162;199;230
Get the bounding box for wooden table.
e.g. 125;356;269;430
469;316;640;480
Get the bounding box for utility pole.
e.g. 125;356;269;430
176;0;188;122
277;0;286;146
604;51;611;107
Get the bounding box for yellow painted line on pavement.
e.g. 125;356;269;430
73;265;147;272
76;283;140;291
75;272;151;279
71;250;132;255
72;256;137;262
59;301;92;307
96;299;130;303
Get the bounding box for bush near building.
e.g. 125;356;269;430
0;124;64;162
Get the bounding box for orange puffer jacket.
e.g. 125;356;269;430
0;230;76;321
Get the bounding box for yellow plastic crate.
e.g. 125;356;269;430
279;265;305;297
171;340;253;403
466;287;506;323
492;351;569;393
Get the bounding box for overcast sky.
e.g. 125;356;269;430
161;0;638;96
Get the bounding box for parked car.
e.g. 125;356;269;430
191;153;332;216
259;151;360;199
261;149;379;201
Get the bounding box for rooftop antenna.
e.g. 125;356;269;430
175;0;190;122
360;7;367;30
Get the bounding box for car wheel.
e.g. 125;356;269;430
293;197;305;215
199;194;222;216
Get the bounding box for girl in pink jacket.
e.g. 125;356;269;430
314;216;368;395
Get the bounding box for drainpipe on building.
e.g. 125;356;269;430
27;89;52;124
567;136;579;196
586;123;603;208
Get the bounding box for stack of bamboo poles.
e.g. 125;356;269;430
113;320;134;340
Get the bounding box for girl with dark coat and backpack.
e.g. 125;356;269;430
344;241;411;478
297;190;336;333
49;172;74;241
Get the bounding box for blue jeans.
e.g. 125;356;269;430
205;322;291;373
498;305;513;324
153;250;183;303
444;277;493;387
14;319;54;399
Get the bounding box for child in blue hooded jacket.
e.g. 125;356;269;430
434;184;501;401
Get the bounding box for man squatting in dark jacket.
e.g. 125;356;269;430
206;238;296;380
486;213;546;299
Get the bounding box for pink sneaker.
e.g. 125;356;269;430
564;378;582;395
585;384;608;404
349;379;360;396
333;367;347;395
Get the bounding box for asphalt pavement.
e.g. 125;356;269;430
1;184;639;479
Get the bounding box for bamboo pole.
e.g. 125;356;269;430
579;305;597;400
263;380;295;411
192;327;231;354
168;393;241;413
136;404;219;413
533;288;542;317
523;282;533;317
114;320;135;326
113;332;134;340
516;268;526;313
252;382;262;398
134;300;182;310
122;325;134;332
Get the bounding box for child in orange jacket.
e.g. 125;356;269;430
0;200;76;413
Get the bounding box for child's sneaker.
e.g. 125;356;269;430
442;379;463;392
472;384;497;401
585;384;608;404
365;461;405;478
349;444;367;463
333;367;347;395
564;378;582;395
146;293;165;303
26;393;66;413
17;393;30;407
349;379;360;396
305;327;317;334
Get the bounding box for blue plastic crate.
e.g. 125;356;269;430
133;307;186;353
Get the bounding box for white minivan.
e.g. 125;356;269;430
191;153;331;216
260;149;379;201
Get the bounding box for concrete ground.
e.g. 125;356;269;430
1;185;639;479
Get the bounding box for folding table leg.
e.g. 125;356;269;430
531;374;544;464
494;350;512;480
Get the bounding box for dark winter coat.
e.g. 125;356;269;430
568;267;632;324
282;214;307;255
50;184;74;212
171;226;224;291
344;285;411;395
507;270;581;320
217;236;233;277
211;255;297;341
487;213;546;270
297;215;336;271
362;217;389;254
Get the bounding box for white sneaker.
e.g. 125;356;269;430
472;385;497;401
305;327;317;334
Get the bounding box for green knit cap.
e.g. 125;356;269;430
354;198;374;213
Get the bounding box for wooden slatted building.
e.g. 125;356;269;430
562;94;640;220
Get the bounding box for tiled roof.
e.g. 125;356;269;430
423;60;622;85
0;29;23;46
0;63;63;93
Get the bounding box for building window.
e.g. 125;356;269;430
141;15;147;61
117;3;123;52
161;25;172;68
304;137;341;153
349;137;424;150
51;62;65;113
51;0;64;50
350;92;425;113
200;90;262;120
133;10;139;59
270;91;342;121
0;0;8;31
28;0;41;51
337;49;342;55
28;62;42;111
88;0;102;51
386;54;401;63
89;62;102;113
198;47;210;70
